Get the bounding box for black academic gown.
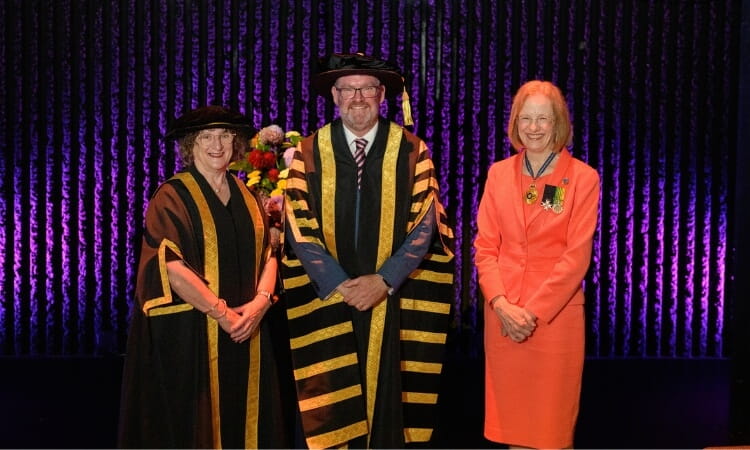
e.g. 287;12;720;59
282;119;455;449
118;166;293;449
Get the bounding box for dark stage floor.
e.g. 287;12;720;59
0;355;732;449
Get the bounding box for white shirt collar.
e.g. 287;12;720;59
343;123;379;156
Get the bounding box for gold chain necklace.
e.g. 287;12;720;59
211;176;226;193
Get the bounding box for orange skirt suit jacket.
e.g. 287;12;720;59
474;148;600;448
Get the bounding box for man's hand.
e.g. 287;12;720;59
340;274;390;311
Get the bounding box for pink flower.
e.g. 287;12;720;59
264;194;284;214
283;147;296;168
258;124;284;146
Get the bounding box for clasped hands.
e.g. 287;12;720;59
338;274;390;311
216;297;270;344
491;296;537;343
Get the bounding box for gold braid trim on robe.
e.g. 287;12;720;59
282;121;454;448
397;136;454;444
140;171;267;449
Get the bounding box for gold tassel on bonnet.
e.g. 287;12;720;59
401;79;413;127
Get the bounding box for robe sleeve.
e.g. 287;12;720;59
378;202;436;291
136;182;207;313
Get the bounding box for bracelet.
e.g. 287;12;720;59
213;305;228;319
256;290;275;306
206;298;222;314
208;298;227;320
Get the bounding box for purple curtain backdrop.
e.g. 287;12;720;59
0;0;739;357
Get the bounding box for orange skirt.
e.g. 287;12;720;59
484;303;585;448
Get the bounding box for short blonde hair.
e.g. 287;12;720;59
507;80;573;152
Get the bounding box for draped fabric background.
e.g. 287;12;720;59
0;0;739;358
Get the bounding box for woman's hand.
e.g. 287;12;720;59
491;296;537;343
225;297;270;343
213;307;241;336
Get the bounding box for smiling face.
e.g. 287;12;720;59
191;128;236;173
331;74;385;136
516;93;556;154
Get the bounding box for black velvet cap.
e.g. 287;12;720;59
165;105;253;139
312;52;405;99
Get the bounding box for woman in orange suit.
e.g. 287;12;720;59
474;80;600;449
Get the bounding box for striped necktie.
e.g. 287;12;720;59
354;138;367;189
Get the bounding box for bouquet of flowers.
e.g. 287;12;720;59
229;124;302;241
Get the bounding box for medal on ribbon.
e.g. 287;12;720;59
525;184;538;204
523;151;557;205
541;184;565;214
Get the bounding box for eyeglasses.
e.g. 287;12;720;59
334;85;381;100
517;115;554;127
196;132;236;146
